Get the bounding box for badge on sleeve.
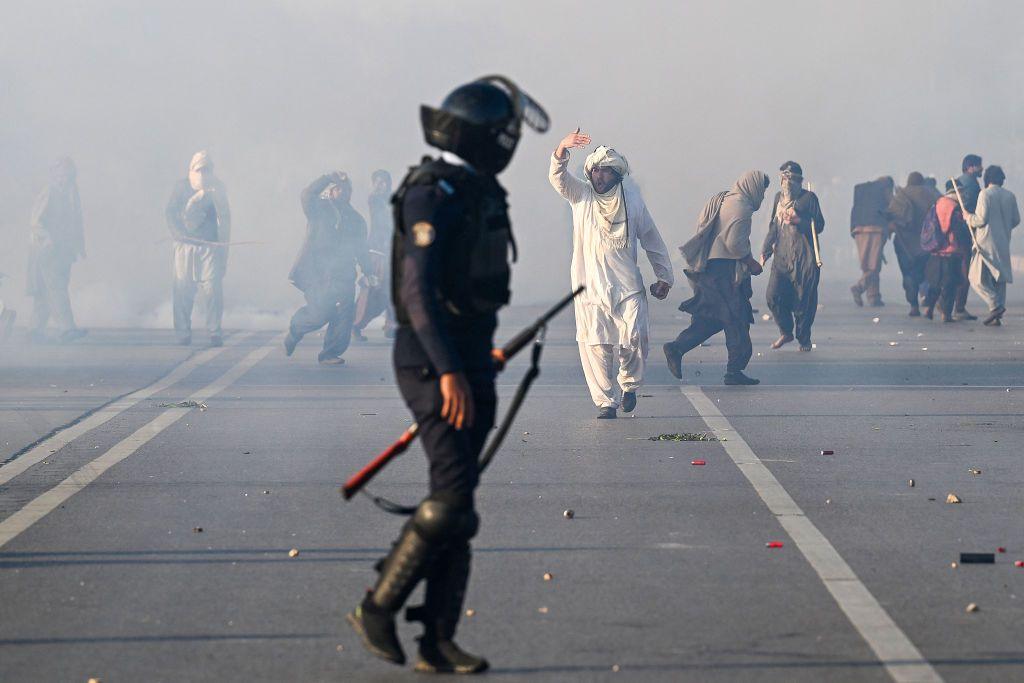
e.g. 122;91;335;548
412;221;435;247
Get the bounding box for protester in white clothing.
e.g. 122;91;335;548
963;165;1020;326
165;151;231;346
549;129;674;419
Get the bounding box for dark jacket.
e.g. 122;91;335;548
889;181;940;259
850;178;894;233
288;175;371;292
956;172;982;213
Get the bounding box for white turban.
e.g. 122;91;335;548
583;146;630;180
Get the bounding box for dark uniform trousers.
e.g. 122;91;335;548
893;239;930;308
396;367;497;502
670;316;753;375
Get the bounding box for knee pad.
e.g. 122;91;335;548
413;498;479;543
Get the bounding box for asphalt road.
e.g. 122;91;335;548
1;288;1022;682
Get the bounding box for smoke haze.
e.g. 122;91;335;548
2;0;1022;326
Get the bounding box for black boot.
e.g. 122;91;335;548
408;542;489;674
663;342;683;379
723;371;760;385
348;518;439;666
347;593;405;665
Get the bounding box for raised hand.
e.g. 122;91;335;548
556;127;592;158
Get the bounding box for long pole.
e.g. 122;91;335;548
808;181;823;268
949;177;979;249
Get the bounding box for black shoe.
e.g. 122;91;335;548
953;309;978;321
850;286;864;307
984;318;1002;327
319;355;346;366
352;329;368;343
869;299;885;307
982;306;1005;325
663;343;682;379
798;344;812;352
209;335;223;348
59;328;88;344
347;597;405;666
723;371;760;386
621;391;637;413
415;638;489;675
597;407;616;419
908;307;921;317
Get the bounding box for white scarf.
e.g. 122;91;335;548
584;146;631;250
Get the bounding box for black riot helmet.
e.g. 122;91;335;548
420;75;549;175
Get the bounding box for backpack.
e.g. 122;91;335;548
919;204;947;254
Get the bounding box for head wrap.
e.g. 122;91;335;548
732;170;769;211
189;151;213;191
583;146;630;249
321;171;351;200
779;161;803;206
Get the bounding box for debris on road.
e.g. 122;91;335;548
872;317;880;323
538;606;549;614
158;400;207;411
946;493;962;504
820;449;834;455
465;609;476;617
825;498;832;505
968;468;981;475
612;664;621;673
908;479;915;487
997;547;1006;554
1015;561;1024;568
889;341;899;346
951;562;958;569
192;527;203;533
649;432;718;442
288;548;299;558
690;459;706;466
765;541;784;548
966;603;979;613
960;553;995;564
543;572;553;581
761;313;771;321
563;509;575;519
263;490;270;494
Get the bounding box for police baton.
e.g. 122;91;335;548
340;285;584;500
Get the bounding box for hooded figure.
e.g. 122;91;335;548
165;150;231;346
28;157;87;343
550;136;673;418
352;169;397;341
964;165;1020;325
888;172;940;315
761;161;825;350
667;171;768;385
284;171;371;364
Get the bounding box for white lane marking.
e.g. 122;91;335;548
0;336;280;550
0;333;252;486
680;386;942;683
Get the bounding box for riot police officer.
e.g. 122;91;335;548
346;76;548;674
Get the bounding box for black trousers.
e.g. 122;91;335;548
765;268;818;346
395;367;497;503
669;314;752;374
893;240;929;308
288;283;355;360
923;255;964;317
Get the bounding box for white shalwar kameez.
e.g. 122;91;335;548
549;151;674;408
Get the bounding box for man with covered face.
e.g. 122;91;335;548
28;157;87;343
668;171;768;385
166;151;231;346
352;169;397;341
285;171;371;364
760;161;824;351
549;130;674;419
888;172;940;316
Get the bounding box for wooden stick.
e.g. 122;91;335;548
949;177;978;249
807;181;823;268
